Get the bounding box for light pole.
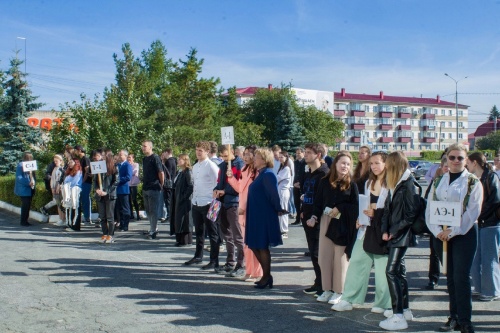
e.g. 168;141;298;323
17;37;27;75
444;73;467;143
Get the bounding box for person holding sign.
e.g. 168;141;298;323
425;144;483;333
467;152;500;302
94;151;119;243
332;151;391;314
308;151;359;305
14;152;36;226
379;151;419;331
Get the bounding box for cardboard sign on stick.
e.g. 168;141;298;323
22;160;38;172
90;161;107;174
221;126;235;145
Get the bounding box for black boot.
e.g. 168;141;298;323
439;317;460;332
460;324;474;333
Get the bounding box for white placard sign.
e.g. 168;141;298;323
22;160;38;172
358;194;370;226
90;161;107;174
428;200;462;227
221;126;235;145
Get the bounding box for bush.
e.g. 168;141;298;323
0;175;53;210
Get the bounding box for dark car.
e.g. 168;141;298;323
410;161;433;180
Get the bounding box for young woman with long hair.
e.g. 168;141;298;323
426;144;483;333
332;151;391;313
466;152;500;303
171;154;193;246
62;158;82;229
379;151;419;331
94;151;118;243
227;145;263;281
353;145;371;195
308;151;359;304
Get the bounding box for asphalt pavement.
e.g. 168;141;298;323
1;207;499;333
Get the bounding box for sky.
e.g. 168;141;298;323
1;0;500;133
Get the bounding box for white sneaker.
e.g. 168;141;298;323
379;315;408;331
384;309;413;321
327;292;342;305
56;220;66;227
331;300;353;311
371;307;385;314
317;290;334;302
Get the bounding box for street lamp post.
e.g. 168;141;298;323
16;37;27;75
444;73;467;144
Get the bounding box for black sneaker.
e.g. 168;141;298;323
215;263;235;274
439;317;460;332
303;285;321;295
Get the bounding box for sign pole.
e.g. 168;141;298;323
227;144;232;170
442;225;448;276
98;173;102;191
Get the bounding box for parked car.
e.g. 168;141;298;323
410;161;433;180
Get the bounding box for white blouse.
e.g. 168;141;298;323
425;170;483;239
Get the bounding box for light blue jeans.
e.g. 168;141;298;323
143;189;162;234
471;226;500;297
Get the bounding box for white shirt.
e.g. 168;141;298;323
425;170;483;239
192;158;219;206
277;166;292;191
357;180;389;239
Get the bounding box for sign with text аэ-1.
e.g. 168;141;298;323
428;200;461;227
221;126;235;145
22;161;38;172
90;161;107;174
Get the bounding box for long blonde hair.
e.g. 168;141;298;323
385;151;409;190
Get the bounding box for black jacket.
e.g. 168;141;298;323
294;158;306;185
381;175;420;248
364;207;388;255
478;169;500;228
93;170;118;201
301;163;330;222
313;178;359;258
172;169;193;233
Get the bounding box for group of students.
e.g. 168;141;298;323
14;141;500;332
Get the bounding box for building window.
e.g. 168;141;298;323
433;108;438;114
382;145;388;150
449;110;453;116
458;122;463;128
364;105;370;112
458;133;463;139
458;111;463;117
448;133;453;139
441;109;446;115
441;133;445;139
448;122;452;127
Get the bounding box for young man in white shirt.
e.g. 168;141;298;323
185;141;221;269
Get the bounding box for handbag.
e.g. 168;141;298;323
207;199;222;222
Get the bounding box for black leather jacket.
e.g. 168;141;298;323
381;175;420;247
478;169;500;227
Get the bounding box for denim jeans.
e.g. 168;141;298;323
143;189;162;234
80;182;92;221
471;226;500;297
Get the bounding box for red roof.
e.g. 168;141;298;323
335;91;468;108
473;120;500;138
235;87;260;95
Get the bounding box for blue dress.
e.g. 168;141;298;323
246;168;283;249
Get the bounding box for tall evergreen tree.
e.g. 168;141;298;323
0;56;43;175
488;105;500;121
272;97;306;152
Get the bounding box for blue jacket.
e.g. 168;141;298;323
214;156;244;208
116;161;132;195
14;162;33;197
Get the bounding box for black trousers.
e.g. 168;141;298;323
447;224;477;326
293;187;302;223
162;189;173;235
192;204;221;264
386;246;409;314
303;222;322;287
128;186;140;218
20;196;33;225
428;234;443;284
117;194;131;230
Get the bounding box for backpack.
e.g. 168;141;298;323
411;181;429;235
162;163;173;189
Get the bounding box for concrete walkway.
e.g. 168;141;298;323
0;209;498;333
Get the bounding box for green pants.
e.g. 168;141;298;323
342;236;391;309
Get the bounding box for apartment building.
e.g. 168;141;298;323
333;88;469;154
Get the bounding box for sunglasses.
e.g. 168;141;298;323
448;155;465;161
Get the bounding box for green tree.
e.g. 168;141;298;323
476;130;500;151
296;105;344;146
488;105;500;121
272;97;306;152
0;56;43;174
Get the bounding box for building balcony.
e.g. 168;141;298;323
423;125;436;131
350;110;365;117
334;110;346;116
351;137;361;143
379;112;392;118
351;123;365;130
398;112;411;119
422;137;436;143
398;125;411;130
397;137;411;143
378;137;393;143
422;113;435;120
379;124;392;130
